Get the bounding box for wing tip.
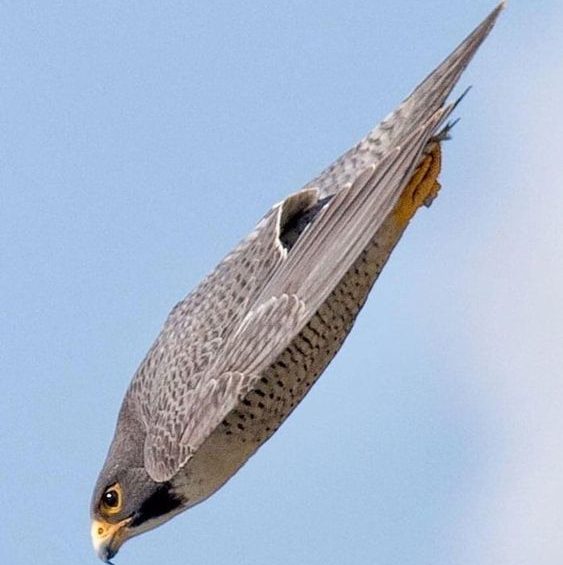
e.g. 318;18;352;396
448;1;506;71
479;1;507;36
496;1;508;14
389;2;506;143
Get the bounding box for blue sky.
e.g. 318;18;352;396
2;1;563;564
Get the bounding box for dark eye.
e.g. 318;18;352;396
103;489;119;508
100;484;123;515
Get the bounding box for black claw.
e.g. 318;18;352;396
435;117;461;141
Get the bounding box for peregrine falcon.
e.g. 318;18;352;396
91;3;505;562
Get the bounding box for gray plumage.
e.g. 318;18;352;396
91;4;505;562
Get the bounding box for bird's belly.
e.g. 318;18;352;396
176;142;442;507
175;218;407;507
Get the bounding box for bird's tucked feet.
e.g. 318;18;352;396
392;138;443;227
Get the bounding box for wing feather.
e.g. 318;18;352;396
304;2;505;198
136;5;505;482
145;110;448;481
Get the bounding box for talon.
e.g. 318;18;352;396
424;180;441;208
433;117;460;142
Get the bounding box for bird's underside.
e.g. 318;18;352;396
173;140;445;505
91;4;504;562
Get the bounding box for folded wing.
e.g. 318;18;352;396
141;4;505;482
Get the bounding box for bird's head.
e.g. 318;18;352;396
90;403;184;562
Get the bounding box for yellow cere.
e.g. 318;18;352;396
90;517;132;552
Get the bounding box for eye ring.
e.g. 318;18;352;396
100;483;123;515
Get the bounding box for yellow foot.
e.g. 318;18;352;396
392;140;443;227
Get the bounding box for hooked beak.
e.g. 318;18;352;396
91;517;132;563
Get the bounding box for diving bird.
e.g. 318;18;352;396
91;3;505;562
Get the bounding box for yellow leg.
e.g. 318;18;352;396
392;140;443;228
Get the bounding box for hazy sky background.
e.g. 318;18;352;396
2;1;563;564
